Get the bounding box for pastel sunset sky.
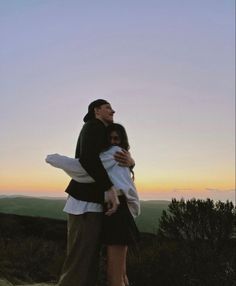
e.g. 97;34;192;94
0;0;235;202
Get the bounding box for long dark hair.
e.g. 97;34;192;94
106;123;134;179
106;123;130;151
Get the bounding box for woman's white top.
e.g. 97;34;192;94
46;146;140;218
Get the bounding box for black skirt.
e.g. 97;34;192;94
102;195;140;245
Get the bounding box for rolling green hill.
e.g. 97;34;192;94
135;200;170;233
0;196;170;233
0;197;66;220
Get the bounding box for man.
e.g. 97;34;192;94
57;99;131;286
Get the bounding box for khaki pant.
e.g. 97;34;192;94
57;212;103;286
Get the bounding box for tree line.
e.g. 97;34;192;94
126;198;236;286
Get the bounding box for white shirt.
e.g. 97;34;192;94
63;195;103;215
46;146;140;217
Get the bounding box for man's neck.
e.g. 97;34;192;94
95;117;109;126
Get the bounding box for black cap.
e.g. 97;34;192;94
83;99;109;122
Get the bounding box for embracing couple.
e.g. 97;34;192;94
46;99;140;286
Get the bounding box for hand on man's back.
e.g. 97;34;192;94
114;149;135;167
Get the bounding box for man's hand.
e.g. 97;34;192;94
114;149;135;167
105;186;120;216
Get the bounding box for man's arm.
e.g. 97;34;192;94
78;120;112;191
78;120;119;215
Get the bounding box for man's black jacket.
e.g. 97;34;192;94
65;119;113;203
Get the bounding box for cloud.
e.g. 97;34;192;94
172;188;193;193
205;188;235;193
204;188;236;203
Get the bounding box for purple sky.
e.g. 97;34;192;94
0;0;235;201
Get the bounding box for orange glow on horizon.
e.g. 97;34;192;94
0;168;235;201
0;180;235;197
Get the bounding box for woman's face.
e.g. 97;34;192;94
109;131;121;146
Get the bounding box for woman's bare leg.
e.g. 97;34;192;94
107;245;128;286
123;252;129;286
123;273;129;286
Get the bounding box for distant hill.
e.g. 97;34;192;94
0;196;170;233
0;197;66;220
135;200;170;233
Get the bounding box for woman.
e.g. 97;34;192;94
103;124;140;286
46;123;140;286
